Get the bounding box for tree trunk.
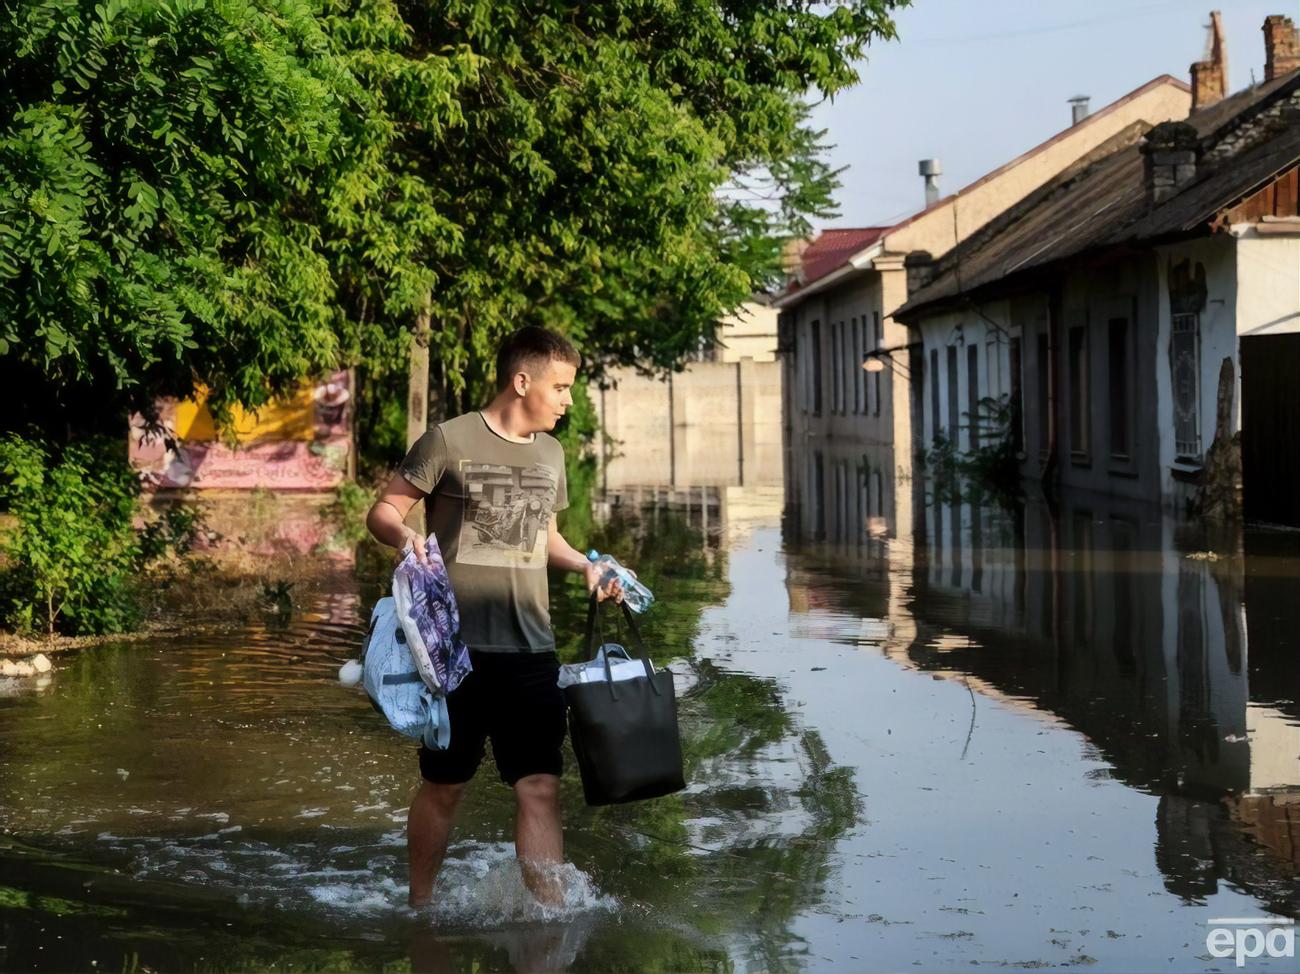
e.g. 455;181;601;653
405;300;432;537
406;307;431;450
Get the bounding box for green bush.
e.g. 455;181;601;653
0;433;199;636
924;394;1023;506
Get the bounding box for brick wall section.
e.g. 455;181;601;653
1191;11;1227;110
1263;15;1299;82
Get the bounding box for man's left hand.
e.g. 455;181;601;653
585;561;624;603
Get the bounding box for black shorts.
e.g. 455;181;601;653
418;649;566;787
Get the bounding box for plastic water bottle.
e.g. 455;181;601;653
586;550;655;613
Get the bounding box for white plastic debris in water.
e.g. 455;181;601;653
338;659;363;687
32;653;52;673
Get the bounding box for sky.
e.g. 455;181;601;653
806;0;1292;230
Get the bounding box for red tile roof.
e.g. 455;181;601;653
790;227;890;291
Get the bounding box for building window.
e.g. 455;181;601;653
842;320;851;415
930;348;941;441
967;343;980;450
857;458;868;539
851;316;862;414
837;320;847;414
798;320;806;413
863;316;873;415
1068;324;1090;461
1171;312;1200;459
1036;331;1050;454
1107;317;1132;460
812;450;825;539
810;320;822;415
836;320;847;414
828;322;838;414
843;321;849;415
1008;336;1024;455
873;311;883;417
946;345;959;445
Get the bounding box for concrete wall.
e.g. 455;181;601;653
595;359;782;490
715;301;779;363
1235;232;1300;337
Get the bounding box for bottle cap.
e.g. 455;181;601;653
586;549;599;561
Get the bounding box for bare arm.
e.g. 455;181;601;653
548;516;623;602
366;473;430;564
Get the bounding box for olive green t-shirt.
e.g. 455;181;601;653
398;411;568;653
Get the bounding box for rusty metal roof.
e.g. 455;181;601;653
896;70;1300;323
786;227;891;294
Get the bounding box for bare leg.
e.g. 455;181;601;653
512;773;563;905
408;780;465;908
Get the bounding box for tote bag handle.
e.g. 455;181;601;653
584;594;659;699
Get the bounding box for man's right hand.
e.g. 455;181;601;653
366;473;431;562
401;528;430;566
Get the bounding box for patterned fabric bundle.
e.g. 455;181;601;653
392;536;472;695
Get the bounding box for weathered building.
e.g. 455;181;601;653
775;75;1193;540
896;17;1300;525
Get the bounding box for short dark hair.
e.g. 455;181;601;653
496;326;581;390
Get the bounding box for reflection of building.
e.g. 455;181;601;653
595;484;784;545
774;76;1193;542
129;371;354;490
787;442;910;548
897;19;1300;525
782;457;1300;912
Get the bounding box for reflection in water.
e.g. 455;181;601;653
786;457;1300;924
4;454;1300;970
0;490;850;973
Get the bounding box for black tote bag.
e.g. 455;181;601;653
564;596;686;806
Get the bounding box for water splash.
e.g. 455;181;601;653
429;843;618;924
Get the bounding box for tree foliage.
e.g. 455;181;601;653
2;0;906;440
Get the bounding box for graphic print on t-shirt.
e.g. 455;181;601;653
456;460;557;567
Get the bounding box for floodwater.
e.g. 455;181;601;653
1;479;1299;973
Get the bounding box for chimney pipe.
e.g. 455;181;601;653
919;159;942;208
1068;95;1090;125
1191;11;1228;110
1263;15;1299;82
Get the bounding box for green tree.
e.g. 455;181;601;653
349;0;909;434
0;0;383;434
3;0;906;448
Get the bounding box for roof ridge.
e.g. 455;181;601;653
884;74;1190;234
918;121;1152;282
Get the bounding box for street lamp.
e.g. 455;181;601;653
862;348;913;380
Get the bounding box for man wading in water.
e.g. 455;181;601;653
366;326;624;908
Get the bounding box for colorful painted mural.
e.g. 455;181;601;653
129;372;353;490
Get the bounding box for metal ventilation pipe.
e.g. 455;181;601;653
1069;95;1091;125
918;159;942;208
